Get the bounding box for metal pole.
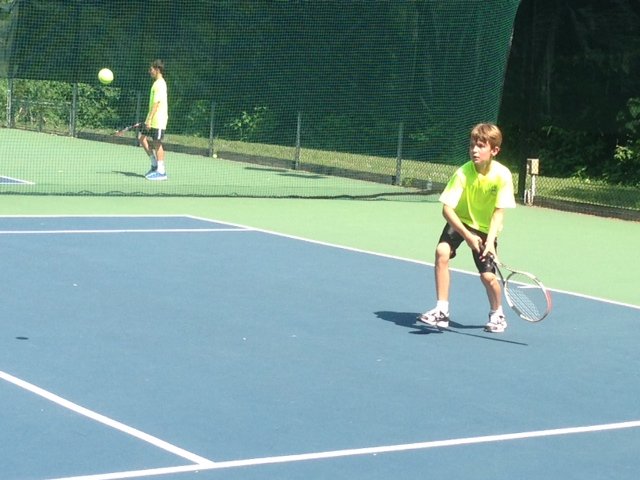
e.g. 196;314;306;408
6;78;13;128
294;111;301;169
394;122;404;185
208;100;216;157
135;91;142;124
70;83;78;136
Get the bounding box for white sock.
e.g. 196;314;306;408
156;160;166;174
490;306;504;316
436;300;449;315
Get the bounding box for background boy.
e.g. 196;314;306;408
140;59;169;181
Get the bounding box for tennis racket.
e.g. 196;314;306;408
114;123;142;136
491;256;552;322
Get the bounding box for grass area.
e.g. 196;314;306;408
535;176;640;210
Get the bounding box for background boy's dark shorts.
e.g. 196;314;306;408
140;127;165;142
438;223;496;274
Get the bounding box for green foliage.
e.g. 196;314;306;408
0;79;121;131
500;123;609;178
225;106;270;142
608;98;640;186
76;83;121;129
537;126;610;179
178;99;211;137
501;113;640;187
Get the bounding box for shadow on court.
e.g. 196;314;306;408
112;170;146;178
375;310;529;346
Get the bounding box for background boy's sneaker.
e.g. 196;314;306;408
485;312;507;333
417;308;450;328
146;171;167;181
145;166;157;176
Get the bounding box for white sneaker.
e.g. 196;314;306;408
417;308;450;328
146;171;167;181
485;311;507;333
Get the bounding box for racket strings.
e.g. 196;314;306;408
505;273;549;321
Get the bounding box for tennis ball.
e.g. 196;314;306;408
98;68;114;85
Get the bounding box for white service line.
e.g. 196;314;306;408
0;370;215;468
205;419;640;470
48;464;207;480
0;228;251;235
47;419;640;480
186;215;640;311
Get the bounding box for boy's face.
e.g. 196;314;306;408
469;139;500;171
148;66;159;79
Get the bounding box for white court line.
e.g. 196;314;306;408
0;175;35;185
207;420;640;469
0;228;251;235
2;213;636;311
186;215;640;311
2;215;638;479
48;420;640;480
0;214;196;218
0;370;215;469
48;464;206;480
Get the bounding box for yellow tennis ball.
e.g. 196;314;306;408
98;68;114;85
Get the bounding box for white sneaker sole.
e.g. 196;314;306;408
484;324;507;333
417;315;449;329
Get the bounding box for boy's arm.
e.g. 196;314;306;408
481;208;506;259
442;204;484;253
145;102;160;127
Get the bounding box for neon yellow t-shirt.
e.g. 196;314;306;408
439;160;516;233
148;77;168;129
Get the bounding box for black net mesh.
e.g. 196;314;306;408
0;0;523;199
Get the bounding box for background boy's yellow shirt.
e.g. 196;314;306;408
149;78;168;129
439;160;516;233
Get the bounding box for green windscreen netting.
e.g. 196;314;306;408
0;0;520;198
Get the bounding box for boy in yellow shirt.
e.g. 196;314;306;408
418;123;516;333
140;59;169;181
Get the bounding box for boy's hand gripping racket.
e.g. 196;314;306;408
491;256;552;322
114;123;142;136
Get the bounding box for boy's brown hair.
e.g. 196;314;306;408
470;123;502;149
151;59;165;75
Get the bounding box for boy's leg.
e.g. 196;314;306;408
139;134;158;175
477;258;507;333
480;271;501;311
153;140;165;174
144;130;167;180
434;242;452;306
417;240;453;328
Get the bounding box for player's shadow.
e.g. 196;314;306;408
374;311;528;346
112;170;146;179
374;310;440;335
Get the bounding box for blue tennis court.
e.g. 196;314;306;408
1;215;639;480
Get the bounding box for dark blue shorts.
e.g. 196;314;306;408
437;223;497;274
140;127;165;142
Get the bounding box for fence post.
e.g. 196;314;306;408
517;156;527;202
135;91;142;124
394;122;404;186
294;111;301;170
524;158;539;205
208;100;216;157
6;78;13;128
70;83;78;137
